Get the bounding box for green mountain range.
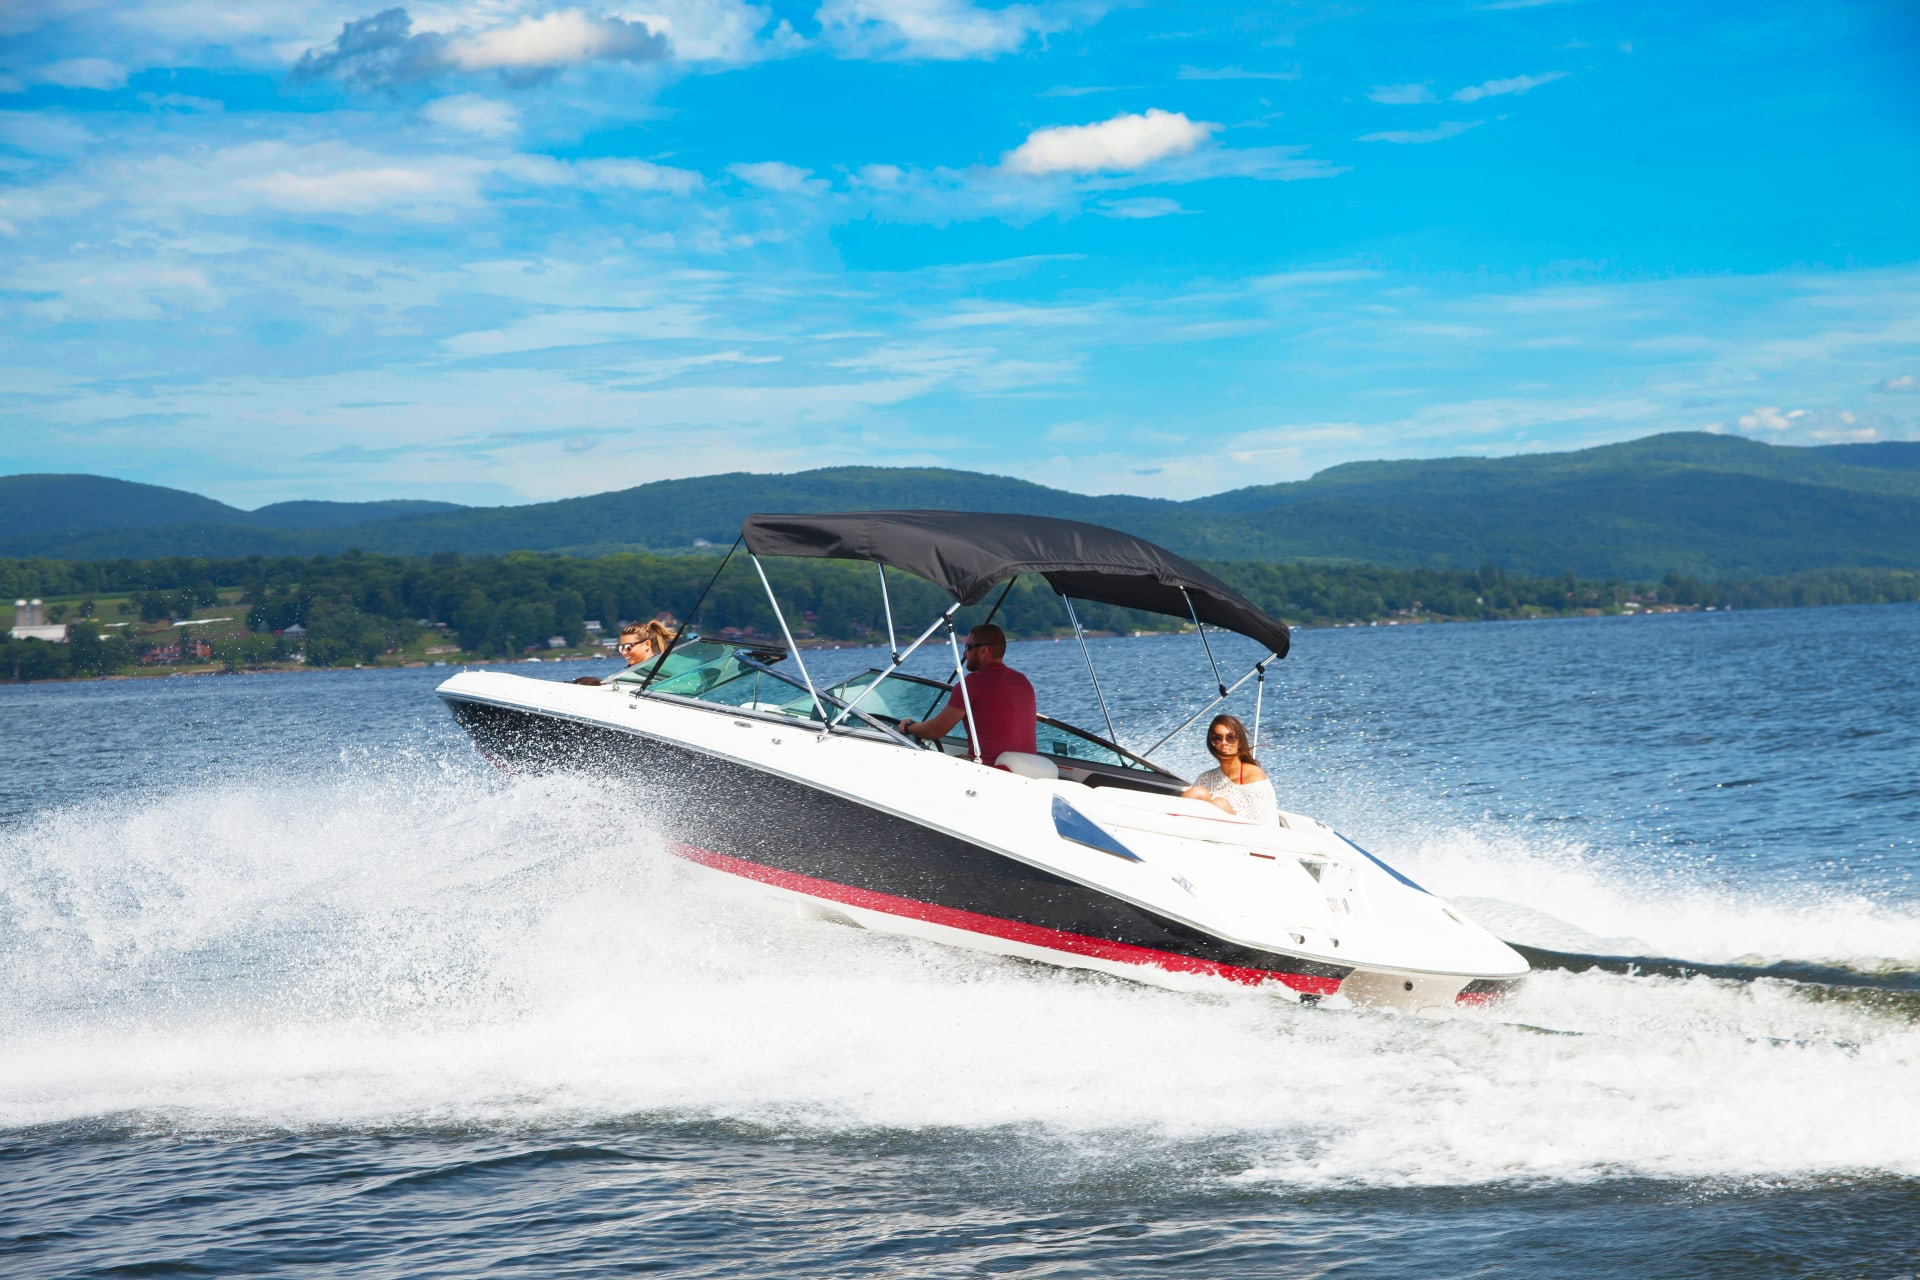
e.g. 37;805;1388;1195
4;433;1918;579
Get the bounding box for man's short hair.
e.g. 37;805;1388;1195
969;623;1007;657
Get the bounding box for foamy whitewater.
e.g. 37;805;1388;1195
4;605;1918;1277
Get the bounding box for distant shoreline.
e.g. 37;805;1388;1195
9;597;1915;687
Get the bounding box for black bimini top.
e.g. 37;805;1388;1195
741;510;1290;658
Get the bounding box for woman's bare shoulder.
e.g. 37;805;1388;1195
1241;763;1269;783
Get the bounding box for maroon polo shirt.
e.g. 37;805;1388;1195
947;662;1037;765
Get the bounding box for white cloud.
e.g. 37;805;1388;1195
292;7;671;88
239;164;464;215
626;0;779;62
449;9;666;72
422;94;519;137
1734;405;1806;433
105;141;494;220
33;58;130;90
1004;109;1218;176
1177;66;1298;82
0;110;93;156
1452;71;1566;102
138;91;224;112
441;306;715;356
727;160;827;194
1146;144;1343;184
816;0;1065;59
854;163;907;188
1095;196;1183;219
581;157;705;195
925;302;1103;330
1876;374;1918;393
1367;83;1434;105
1359;120;1481;145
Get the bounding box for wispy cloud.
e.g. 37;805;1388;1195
1095;196;1184;219
816;0;1090;60
1876;374;1918;393
5;58;129;91
1452;71;1566;102
1367;83;1435;105
583;158;705;195
137;91;224;113
421;94;519;138
1359;120;1482;145
727;160;827;195
1177;65;1299;81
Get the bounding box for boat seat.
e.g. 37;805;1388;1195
996;751;1059;780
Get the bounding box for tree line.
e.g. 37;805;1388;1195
3;550;1916;681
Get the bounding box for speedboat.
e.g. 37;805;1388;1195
438;511;1527;1012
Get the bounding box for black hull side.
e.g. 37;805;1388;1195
445;696;1352;989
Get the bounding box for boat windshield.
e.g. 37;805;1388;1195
609;639;772;688
612;642;819;719
618;649;1167;773
821;670;1163;774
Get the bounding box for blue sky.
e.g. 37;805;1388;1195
1;0;1916;507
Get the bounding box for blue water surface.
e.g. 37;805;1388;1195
2;604;1917;1278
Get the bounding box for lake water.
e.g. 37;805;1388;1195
4;605;1918;1277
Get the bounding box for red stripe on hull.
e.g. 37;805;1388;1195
676;844;1343;996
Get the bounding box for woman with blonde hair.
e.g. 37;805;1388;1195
1182;713;1278;824
619;619;674;667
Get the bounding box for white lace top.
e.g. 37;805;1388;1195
1194;766;1279;825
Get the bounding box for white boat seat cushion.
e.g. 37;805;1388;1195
996;751;1059;780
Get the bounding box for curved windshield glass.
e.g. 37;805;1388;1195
821;670;1159;772
629;646;820;721
1033;717;1150;771
823;671;961;737
608;638;730;686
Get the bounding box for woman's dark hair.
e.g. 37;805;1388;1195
1206;714;1259;768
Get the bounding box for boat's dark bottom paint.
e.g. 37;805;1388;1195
680;844;1342;994
446;696;1354;992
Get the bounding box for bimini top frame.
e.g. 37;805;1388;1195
741;510;1291;657
726;510;1292;765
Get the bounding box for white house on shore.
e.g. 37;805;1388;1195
9;599;68;643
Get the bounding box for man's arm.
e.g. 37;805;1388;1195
899;703;965;740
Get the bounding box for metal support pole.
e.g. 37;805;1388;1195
829;600;961;728
751;554;827;725
1183;588;1227;698
1062;594;1119;749
947;621;983;764
1251;660;1267;752
878;563;899;664
1142;653;1277;759
925;576;1019;720
639;533;740;692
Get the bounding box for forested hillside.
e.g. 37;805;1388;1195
0;474;464;540
4;548;1914;679
4;433;1919;579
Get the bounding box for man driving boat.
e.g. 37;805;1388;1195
898;624;1037;766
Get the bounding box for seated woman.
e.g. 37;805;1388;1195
1182;713;1277;824
578;620;674;684
620;619;674;668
